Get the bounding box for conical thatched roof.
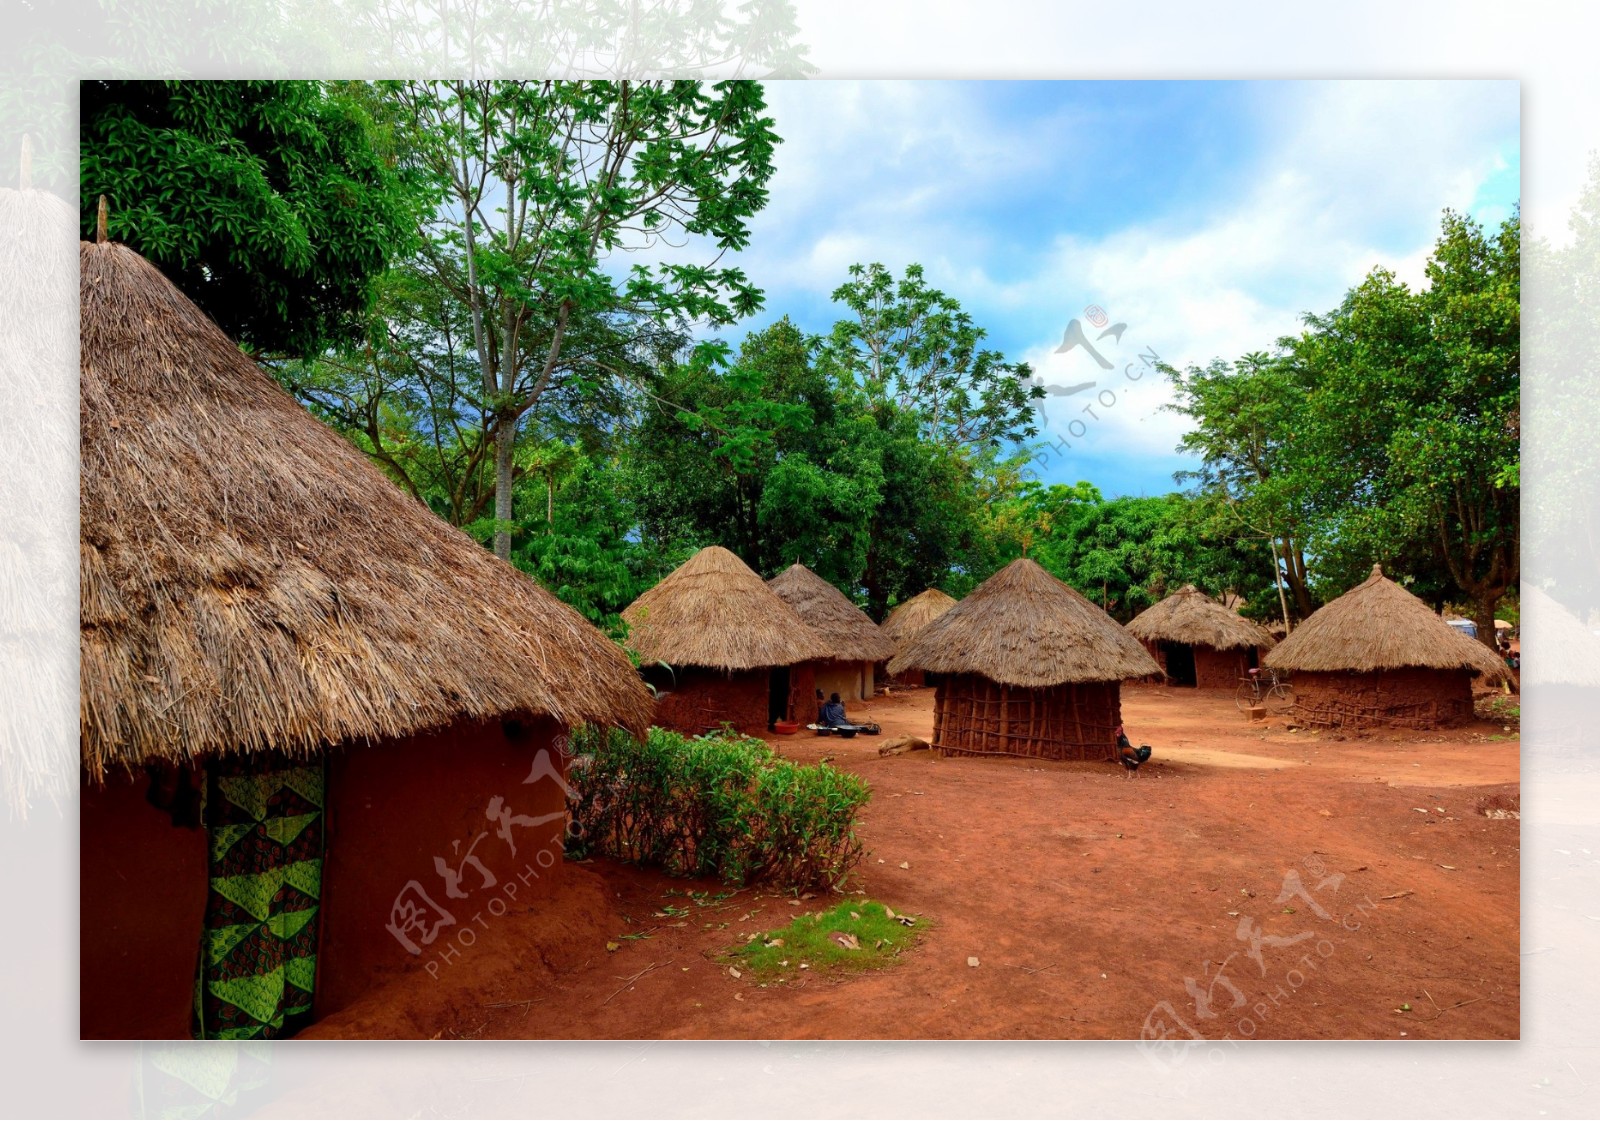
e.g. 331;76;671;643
80;240;652;781
1264;565;1508;679
880;588;958;648
1519;584;1600;687
887;559;1160;686
622;546;827;671
1126;584;1277;651
768;564;896;663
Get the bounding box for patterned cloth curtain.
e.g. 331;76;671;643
192;757;325;1040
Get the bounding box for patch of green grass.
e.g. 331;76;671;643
727;899;927;979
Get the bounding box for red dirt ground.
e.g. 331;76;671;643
307;684;1519;1041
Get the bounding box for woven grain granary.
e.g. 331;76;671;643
887;559;1160;760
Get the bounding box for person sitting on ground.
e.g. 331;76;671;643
819;692;849;728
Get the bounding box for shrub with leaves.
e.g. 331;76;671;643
566;725;869;892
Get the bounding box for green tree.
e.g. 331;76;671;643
80;80;420;357
1162;352;1318;622
1284;210;1520;643
389;79;779;558
821;262;1044;450
985;482;1266;621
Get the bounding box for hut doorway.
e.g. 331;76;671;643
768;666;791;726
1160;640;1197;687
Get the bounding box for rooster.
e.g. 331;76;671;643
1114;724;1153;779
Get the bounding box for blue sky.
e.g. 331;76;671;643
686;80;1520;496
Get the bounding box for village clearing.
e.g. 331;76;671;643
306;685;1519;1041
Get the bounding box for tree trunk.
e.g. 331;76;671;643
493;420;515;560
1472;588;1503;651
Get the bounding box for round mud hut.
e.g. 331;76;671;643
887;559;1160;760
622;547;828;734
768;563;896;704
79;238;652;1040
1263;564;1509;730
879;587;958;687
1126;584;1277;689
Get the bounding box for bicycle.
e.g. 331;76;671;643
1235;667;1293;713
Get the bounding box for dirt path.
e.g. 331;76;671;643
310;685;1519;1040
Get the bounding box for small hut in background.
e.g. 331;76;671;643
79;239;651;1039
879;587;958;686
887;559;1160;760
1126;584;1277;689
1263;564;1508;729
768;563;896;703
623;547;827;734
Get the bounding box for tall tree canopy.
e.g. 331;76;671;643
386;78;779;559
81;80;420;357
1166;208;1520;642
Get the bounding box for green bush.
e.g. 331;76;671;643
566;726;869;892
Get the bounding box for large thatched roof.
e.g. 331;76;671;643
887;558;1160;686
1519;584;1600;687
880;588;958;648
1264;565;1508;679
1126;584;1277;651
622;546;827;671
768;564;896;663
80;240;652;781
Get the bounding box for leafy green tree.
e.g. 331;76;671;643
821;262;1044;450
1162;352;1318;621
80;80;421;357
984;482;1266;621
512;450;655;635
1283;210;1520;642
388;79;779;558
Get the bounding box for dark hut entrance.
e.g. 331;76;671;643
932;674;1122;761
1159;641;1197;687
768;666;791;726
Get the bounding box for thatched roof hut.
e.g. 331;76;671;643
1265;565;1507;679
80;240;652;783
622;547;827;733
1127;585;1277;651
79;236;653;1041
888;559;1159;686
888;559;1159;760
880;587;958;647
1126;584;1276;689
622;546;825;670
1264;564;1507;728
768;563;894;703
769;564;895;663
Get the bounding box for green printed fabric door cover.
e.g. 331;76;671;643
193;757;325;1039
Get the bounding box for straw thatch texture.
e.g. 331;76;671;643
1126;585;1277;651
880;588;957;647
622;546;827;670
768;564;895;663
887;558;1160;685
1264;564;1509;681
80;241;652;781
1519;585;1600;687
